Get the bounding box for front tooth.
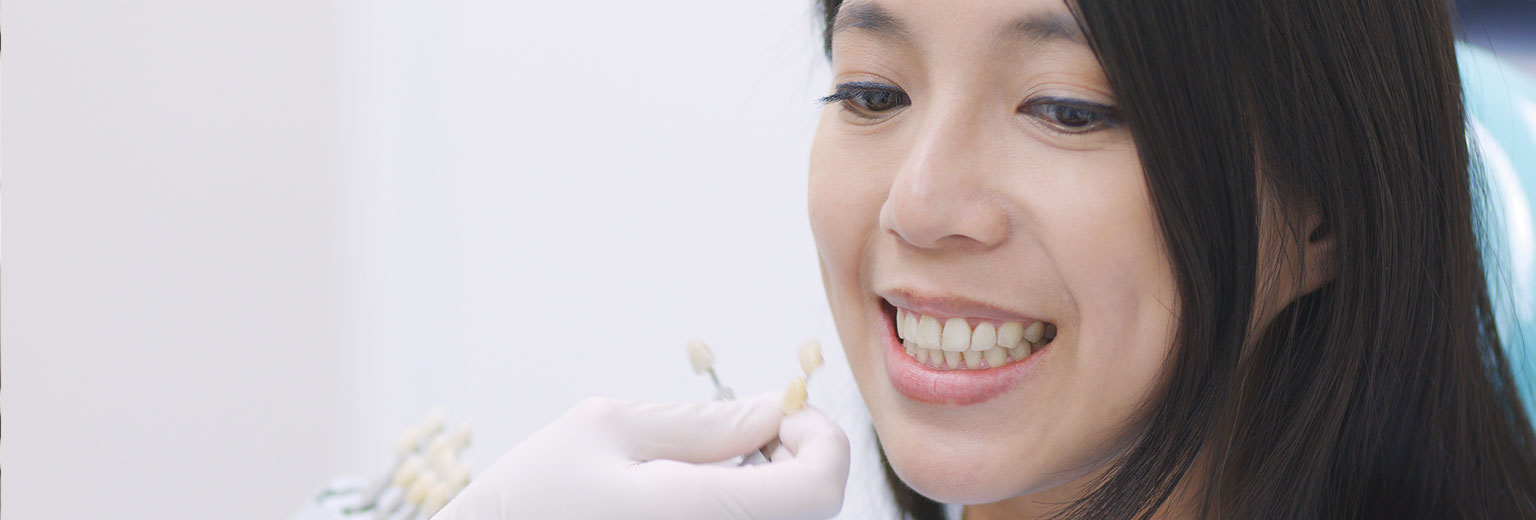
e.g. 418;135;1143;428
962;349;984;369
896;309;907;338
997;322;1024;348
1023;322;1045;343
943;350;962;369
917;315;942;350
971;323;996;351
983;346;1008;367
941;318;971;352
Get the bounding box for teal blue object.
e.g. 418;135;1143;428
1460;42;1536;420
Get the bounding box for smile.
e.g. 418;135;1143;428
894;307;1056;370
879;295;1059;406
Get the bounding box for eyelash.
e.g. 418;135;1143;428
817;82;910;121
817;82;1122;134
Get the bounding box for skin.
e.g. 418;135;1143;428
806;0;1334;517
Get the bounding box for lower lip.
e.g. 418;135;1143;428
881;309;1050;406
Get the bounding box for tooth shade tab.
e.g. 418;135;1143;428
799;339;824;375
782;376;808;415
687;339;714;374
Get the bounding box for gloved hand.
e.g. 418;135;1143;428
433;393;851;520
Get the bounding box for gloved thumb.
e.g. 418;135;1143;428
610;393;783;464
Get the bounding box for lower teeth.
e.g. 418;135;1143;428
903;337;1048;370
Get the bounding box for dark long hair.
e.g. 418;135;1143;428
817;0;1536;518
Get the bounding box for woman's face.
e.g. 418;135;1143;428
808;0;1181;506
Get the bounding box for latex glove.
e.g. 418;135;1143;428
434;393;850;520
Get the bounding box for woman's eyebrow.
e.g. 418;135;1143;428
831;2;1085;48
831;2;914;47
1007;12;1086;46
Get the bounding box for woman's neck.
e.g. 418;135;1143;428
958;452;1207;520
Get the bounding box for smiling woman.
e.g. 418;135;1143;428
810;0;1536;519
425;0;1536;518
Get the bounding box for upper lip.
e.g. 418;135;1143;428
878;287;1048;325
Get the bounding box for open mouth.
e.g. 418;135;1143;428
881;299;1056;371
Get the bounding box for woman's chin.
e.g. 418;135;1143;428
877;428;1041;505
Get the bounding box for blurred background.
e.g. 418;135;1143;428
3;1;1533;518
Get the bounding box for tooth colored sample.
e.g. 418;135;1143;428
941;317;971;351
962;349;984;369
393;456;424;487
799;339;824;375
983;346;1009;367
687;339;714;374
1023;322;1045;343
943;350;962;369
422;410;447;437
997;322;1024;348
428;447;456;475
782;375;809;414
446;463;471;489
917;315;942;349
408;473;437;504
971;323;997;351
395;425;424;458
904;312;920;342
449;424;472;450
423;482;452;517
426;434;452;460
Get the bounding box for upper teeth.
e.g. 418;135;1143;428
895;308;1054;370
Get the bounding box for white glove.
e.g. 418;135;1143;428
433;393;851;520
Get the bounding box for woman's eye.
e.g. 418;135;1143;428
818;82;910;120
1021;98;1121;134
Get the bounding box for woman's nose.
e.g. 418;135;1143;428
878;113;1011;251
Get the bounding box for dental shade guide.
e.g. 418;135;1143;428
688;338;736;400
686;338;826;466
783;339;824;414
756;339;825;460
295;413;476;520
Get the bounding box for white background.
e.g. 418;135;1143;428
3;1;847;518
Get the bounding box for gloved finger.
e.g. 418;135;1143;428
765;405;851;474
627;406;850;519
767;441;793;463
613;393;783;464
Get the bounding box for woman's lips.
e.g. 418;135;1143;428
881;303;1051;406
